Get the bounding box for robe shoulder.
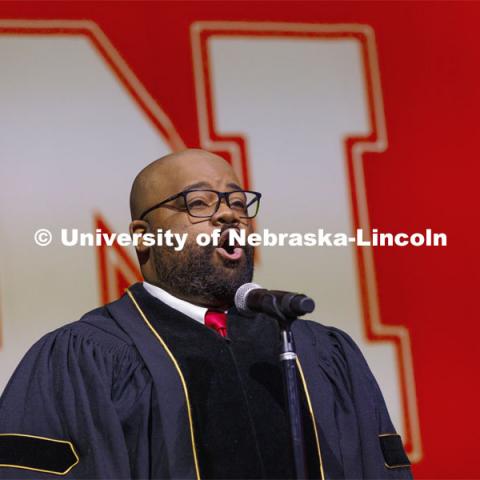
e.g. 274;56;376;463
293;319;413;478
294;318;396;426
0;305;153;478
294;319;382;391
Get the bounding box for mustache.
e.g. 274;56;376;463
219;224;241;235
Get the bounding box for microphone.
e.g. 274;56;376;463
235;283;315;318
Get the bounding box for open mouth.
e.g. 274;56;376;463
216;229;243;261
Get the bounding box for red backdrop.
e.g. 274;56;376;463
1;2;479;478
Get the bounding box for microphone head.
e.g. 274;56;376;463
296;296;315;315
234;282;262;313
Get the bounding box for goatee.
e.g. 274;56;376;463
152;241;254;307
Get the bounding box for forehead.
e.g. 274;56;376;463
158;154;241;193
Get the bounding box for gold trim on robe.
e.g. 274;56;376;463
0;433;79;476
126;288;202;480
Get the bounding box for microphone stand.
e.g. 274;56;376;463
264;294;307;480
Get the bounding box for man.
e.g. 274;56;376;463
0;149;412;479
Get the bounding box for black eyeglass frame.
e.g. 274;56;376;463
139;189;262;220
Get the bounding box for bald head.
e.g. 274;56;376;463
129;149;237;221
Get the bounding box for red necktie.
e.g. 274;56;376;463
204;310;227;337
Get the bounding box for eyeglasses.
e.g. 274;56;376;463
139;189;262;220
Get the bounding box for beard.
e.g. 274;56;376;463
151;239;254;307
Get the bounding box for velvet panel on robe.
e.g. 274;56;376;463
0;283;412;479
125;284;299;480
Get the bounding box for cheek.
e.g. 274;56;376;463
154;212;196;233
165;216;215;244
148;214;209;251
186;223;217;246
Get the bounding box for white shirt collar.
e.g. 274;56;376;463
142;281;207;325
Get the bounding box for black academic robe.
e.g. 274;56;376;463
0;283;412;479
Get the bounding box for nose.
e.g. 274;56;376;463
211;198;241;226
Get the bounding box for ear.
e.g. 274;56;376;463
129;220;151;255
